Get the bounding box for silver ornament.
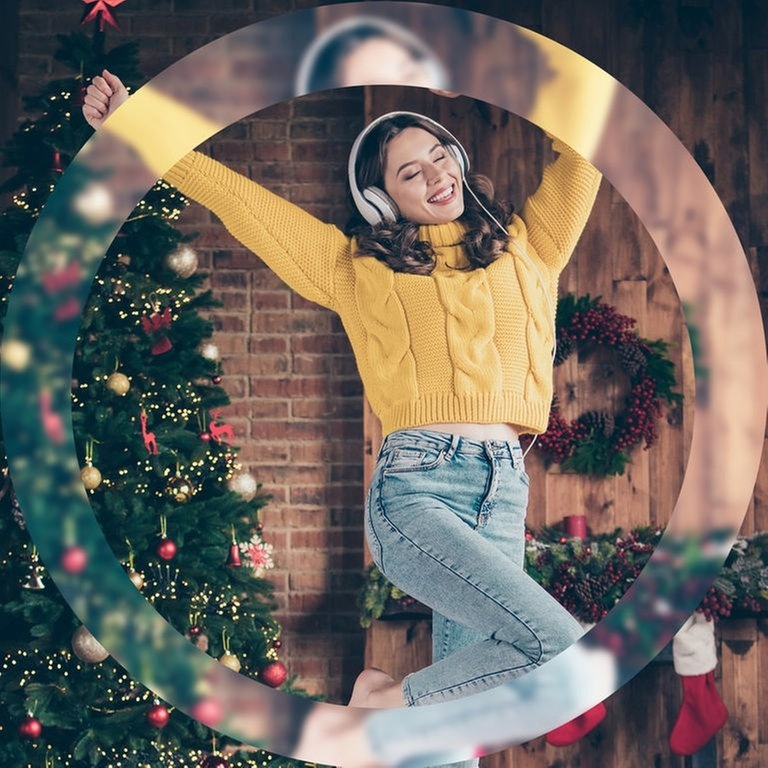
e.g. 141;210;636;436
71;625;110;663
166;246;198;278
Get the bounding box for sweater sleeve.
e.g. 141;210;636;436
518;136;602;274
164;151;352;311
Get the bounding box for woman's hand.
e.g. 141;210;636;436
82;69;129;130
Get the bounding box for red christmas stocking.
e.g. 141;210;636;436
669;671;728;755
669;613;728;755
545;702;607;747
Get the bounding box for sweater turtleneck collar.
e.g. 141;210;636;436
417;219;467;248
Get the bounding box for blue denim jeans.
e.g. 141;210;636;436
364;429;584;710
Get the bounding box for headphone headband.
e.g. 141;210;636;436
347;111;470;226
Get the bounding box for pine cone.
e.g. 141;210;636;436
554;333;574;366
578;410;614;438
574;575;601;605
617;342;647;378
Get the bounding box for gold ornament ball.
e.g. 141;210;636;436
127;569;145;590
218;652;242;672
71;625;110;663
166;475;194;504
81;464;102;490
106;372;130;396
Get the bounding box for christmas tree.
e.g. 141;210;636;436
0;12;300;768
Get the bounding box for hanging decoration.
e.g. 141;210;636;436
22;546;45;590
60;544;89;574
141;304;173;355
534;294;682;477
259;660;287;688
106;359;130;395
226;526;243;567
80;438;102;490
197;409;211;442
145;700;171;729
208;408;235;445
166;245;199;278
80;0;126;31
165;465;195;504
50;150;64;173
156;515;177;561
139;410;159;455
239;532;274;577
218;629;242;672
228;471;258;501
124;541;144;589
18;714;43;741
40;389;65;444
71;625;110;663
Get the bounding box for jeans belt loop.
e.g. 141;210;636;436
444;433;460;461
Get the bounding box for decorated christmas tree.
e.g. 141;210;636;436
0;10;299;768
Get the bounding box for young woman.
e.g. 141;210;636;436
83;71;606;760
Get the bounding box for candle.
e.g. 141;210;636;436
563;514;588;540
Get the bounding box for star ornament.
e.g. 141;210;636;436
81;0;126;31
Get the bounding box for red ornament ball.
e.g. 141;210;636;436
61;545;88;573
199;431;211;442
146;702;170;728
187;624;203;638
199;755;230;768
260;660;287;688
156;537;177;561
18;715;42;740
191;697;223;728
211;374;223;385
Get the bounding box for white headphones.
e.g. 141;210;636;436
347;111;470;226
295;17;449;97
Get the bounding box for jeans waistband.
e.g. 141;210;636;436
382;429;523;461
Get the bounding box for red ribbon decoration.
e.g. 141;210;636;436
81;0;126;32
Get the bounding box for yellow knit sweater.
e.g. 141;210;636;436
164;139;601;436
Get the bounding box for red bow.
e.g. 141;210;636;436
81;0;126;31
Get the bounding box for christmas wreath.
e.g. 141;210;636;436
358;529;768;628
534;294;683;477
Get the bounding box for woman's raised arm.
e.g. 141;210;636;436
82;71;350;310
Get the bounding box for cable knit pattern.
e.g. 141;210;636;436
353;258;418;412
163;141;601;436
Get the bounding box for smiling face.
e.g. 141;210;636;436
382;126;465;225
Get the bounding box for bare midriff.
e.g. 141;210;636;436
418;422;521;442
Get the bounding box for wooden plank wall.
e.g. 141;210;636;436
352;1;768;766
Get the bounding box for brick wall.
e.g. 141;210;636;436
16;0;366;702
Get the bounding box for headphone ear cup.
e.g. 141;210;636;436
362;186;399;225
448;143;469;176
